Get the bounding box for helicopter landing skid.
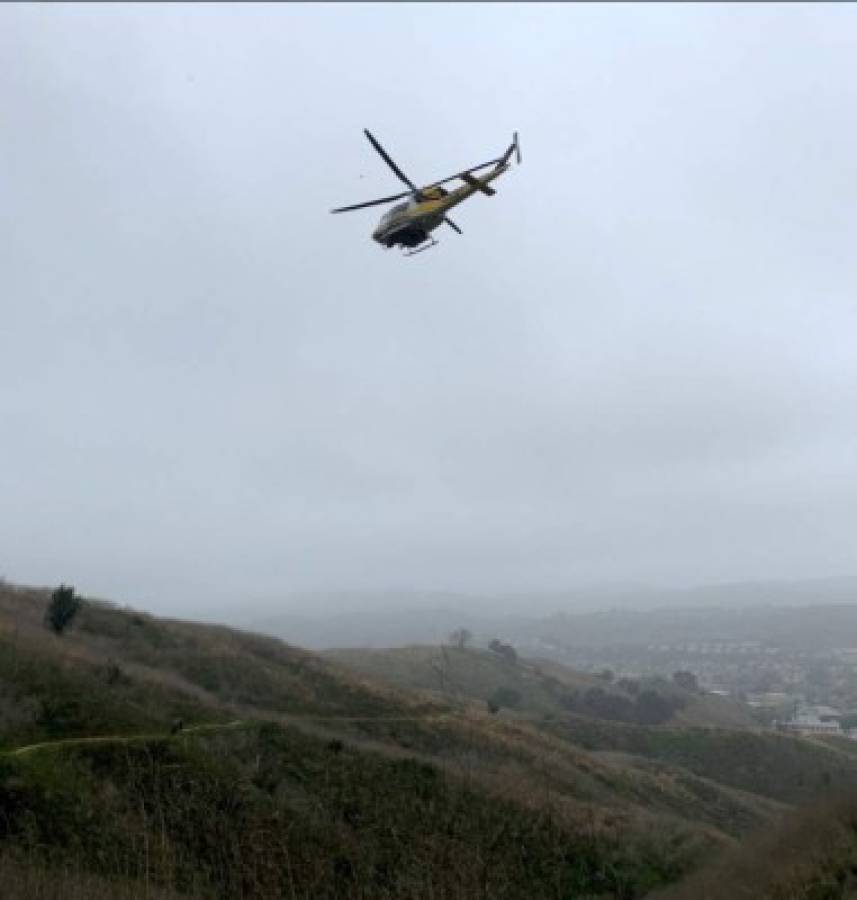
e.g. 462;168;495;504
403;237;438;257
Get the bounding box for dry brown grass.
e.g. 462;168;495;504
653;792;857;899
0;850;190;900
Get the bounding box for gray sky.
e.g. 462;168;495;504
3;4;857;616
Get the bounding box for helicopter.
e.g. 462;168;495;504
331;130;521;256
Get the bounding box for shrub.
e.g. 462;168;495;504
583;686;636;721
672;670;700;693
44;585;82;636
618;677;640;696
634;689;682;725
489;687;522;710
488;639;518;664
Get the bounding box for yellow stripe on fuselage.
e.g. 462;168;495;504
389;163;511;230
420;163;509;215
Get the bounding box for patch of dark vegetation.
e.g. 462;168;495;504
488;686;522;710
547;716;857;806
545;676;687;725
655;792;857;900
0;723;704;899
44;585;82;636
0;634;225;750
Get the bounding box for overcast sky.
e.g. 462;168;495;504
3;4;857;616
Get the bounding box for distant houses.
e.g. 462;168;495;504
781;704;846;737
746;691;792;709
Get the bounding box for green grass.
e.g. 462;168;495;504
547;716;857;806
325;645;755;728
0;634;229;751
0;722;707;899
326;645;570;714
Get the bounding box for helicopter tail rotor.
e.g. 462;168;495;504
500;132;521;167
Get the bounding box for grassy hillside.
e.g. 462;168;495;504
325;644;756;728
327;644;578;714
545;715;857;807
0;582;853;898
0;584;437;752
0;584;716;897
1;719;717;900
654;793;857;900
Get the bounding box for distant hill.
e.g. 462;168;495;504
252;605;489;650
1;580;854;898
324;644;756;729
245;577;857;651
515;602;857;652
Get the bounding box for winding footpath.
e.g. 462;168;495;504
3;720;247;758
2;712;458;759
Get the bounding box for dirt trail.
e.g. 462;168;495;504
4;720;246;758
2;713;458;759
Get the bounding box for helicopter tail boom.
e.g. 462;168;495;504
460;172;497;196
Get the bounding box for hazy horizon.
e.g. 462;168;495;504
4;4;857;618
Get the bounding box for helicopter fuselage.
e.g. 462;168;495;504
372;163;509;249
372;201;443;248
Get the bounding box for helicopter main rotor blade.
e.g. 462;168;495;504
444;217;462;234
330;189;413;214
364;129;417;191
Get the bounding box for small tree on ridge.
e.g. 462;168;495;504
449;628;472;650
45;583;82;635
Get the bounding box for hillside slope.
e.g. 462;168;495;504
0;583;852;898
653;792;857;899
325;644;756;728
0;585;712;898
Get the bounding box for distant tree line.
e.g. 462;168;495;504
559;684;685;725
532;669;691;726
